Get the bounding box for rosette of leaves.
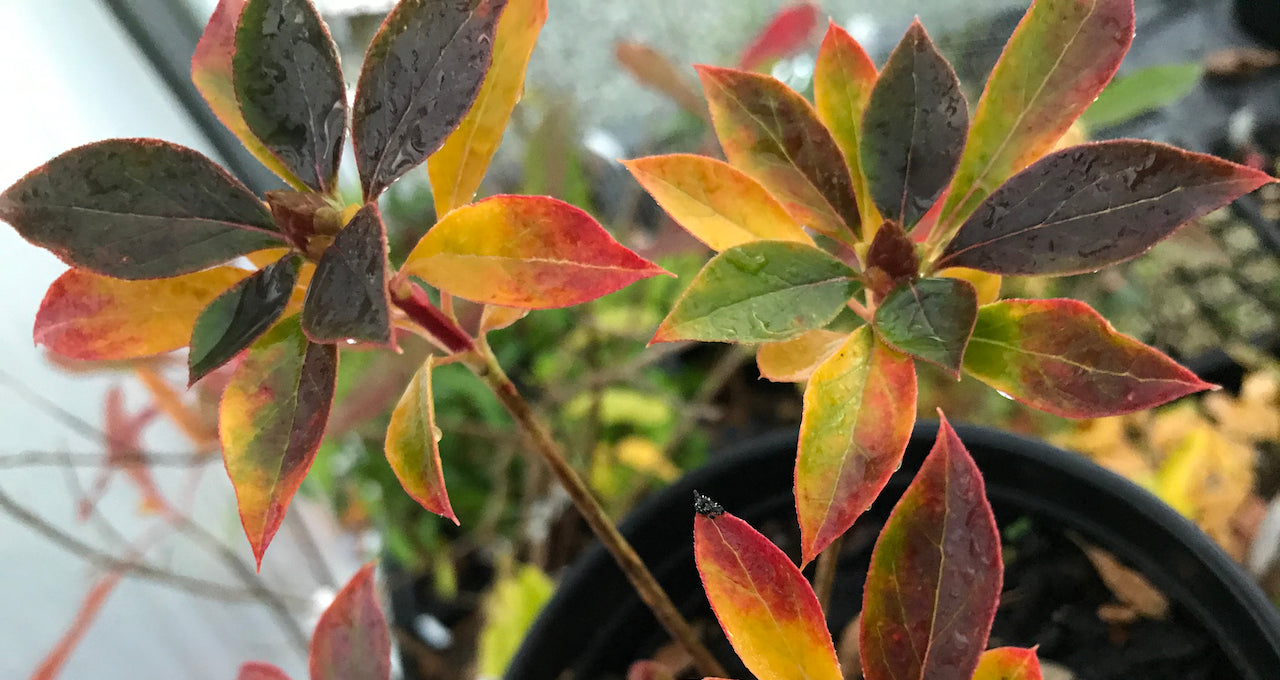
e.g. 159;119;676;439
0;0;667;566
625;0;1278;565
693;415;1044;680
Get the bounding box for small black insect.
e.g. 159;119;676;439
693;490;724;518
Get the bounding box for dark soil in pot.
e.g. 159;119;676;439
506;425;1280;680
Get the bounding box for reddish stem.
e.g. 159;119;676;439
391;283;475;354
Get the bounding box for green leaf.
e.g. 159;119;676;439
860;415;1002;680
963;298;1214;418
477;563;555;678
220;315;337;566
302;203;393;345
859;20;967;228
233;0;347;193
1081;63;1203;130
813;21;880;228
0;139;283;279
797;327;916;564
873;277;977;376
353;0;507;200
937;0;1135;234
697;64;861;241
653;241;861;343
938;141;1275;276
189;254;301;385
385;356;456;523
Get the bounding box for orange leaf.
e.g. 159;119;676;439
694;497;842;680
220;316;337;567
972;647;1044;680
34;266;248;361
813;21;880;229
623;154;812;252
756;329;847;383
385;357;457;523
401;195;668;309
429;0;548;215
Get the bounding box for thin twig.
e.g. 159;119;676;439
665;345;752;456
813;535;843;615
284;508;338;589
0;485;296;605
0;450;216;469
465;344;727;678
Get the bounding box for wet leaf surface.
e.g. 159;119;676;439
813;21;879;228
963;299;1214;417
0;139;283;278
385;357;456;522
861;416;1001;680
34;266;247;361
234;0;347;193
756;329;847;383
873;277;977;376
220;315;337;566
624;154;812;252
654;241;860;343
938;0;1135;232
189;254;300;385
401;195;666;308
310;563;391;680
698;65;860;240
354;0;507;200
797;327;916;564
194;0;305;188
694;499;842;680
429;0;546;215
302;203;392;345
939;141;1275;275
860;21;967;228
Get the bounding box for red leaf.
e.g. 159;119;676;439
738;2;821;72
310;563;391;680
78;387;168;521
238;662;294;680
860;414;1002;680
964;299;1215;417
30;568;127;680
694;497;842;680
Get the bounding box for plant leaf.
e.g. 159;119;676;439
937;141;1275;275
310;563;391;680
864;220;919;296
220;315;337;567
936;267;1001;306
189;254;301;385
233;0;347;193
653;241;860;343
238;662;294;680
737;1;820;71
813;21;879;228
615;42;706;118
33;266;248;361
697;64;860;240
972;648;1044;680
385;356;457;523
937;0;1135;232
873;277;977;376
193;0;307;189
963;298;1213;418
694;498;842;680
860;415;1002;680
302;203;392;345
429;0;546;215
0;139;284;279
797;326;916;564
479;304;529;332
401;195;666;308
623;154;812;252
756;329;847;382
859;20;967;228
1081;62;1203;131
353;0;507;200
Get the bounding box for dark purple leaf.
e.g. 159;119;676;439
353;0;507;201
189;254;301;385
874;277;976;376
860;20;968;228
234;0;347;193
302;203;392;345
864;220;919;297
0;139;283;279
938;140;1276;275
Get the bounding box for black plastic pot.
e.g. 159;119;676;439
507;424;1280;680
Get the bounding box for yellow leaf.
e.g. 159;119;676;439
937;267;1001;306
477;562;554;678
757;329;848;382
616;436;679;482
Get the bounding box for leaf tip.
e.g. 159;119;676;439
693;490;724;518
